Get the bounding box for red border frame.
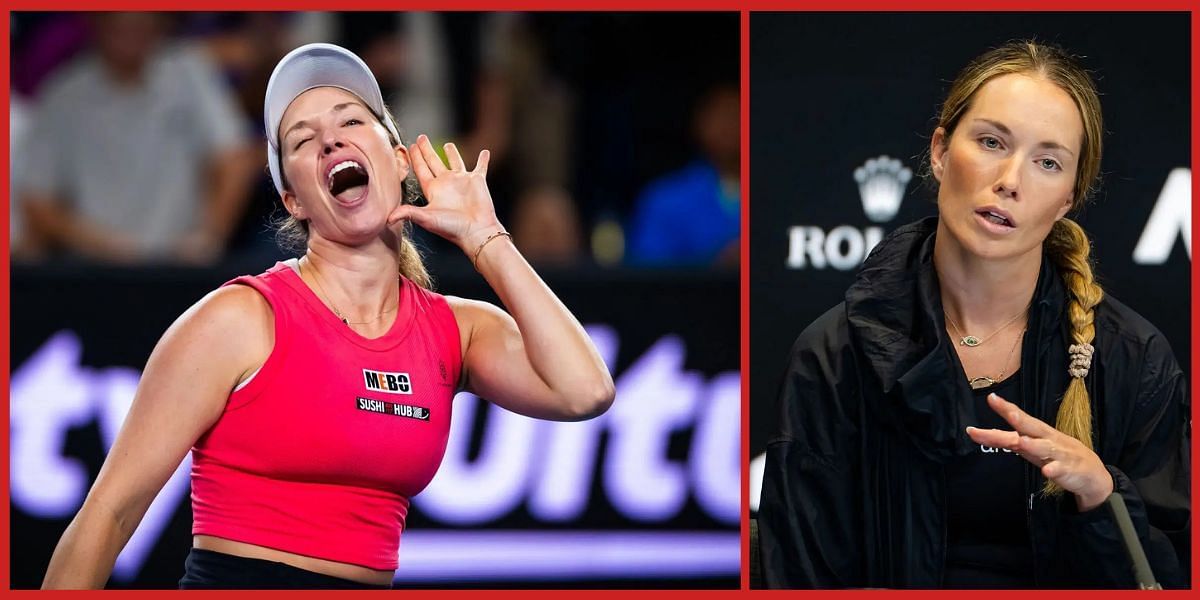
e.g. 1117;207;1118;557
739;7;752;594
3;3;1197;596
1189;6;1197;594
2;6;10;595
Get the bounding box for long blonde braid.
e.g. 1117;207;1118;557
1042;218;1104;496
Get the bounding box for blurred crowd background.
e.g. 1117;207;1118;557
10;11;740;272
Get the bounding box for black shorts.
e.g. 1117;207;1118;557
178;548;393;590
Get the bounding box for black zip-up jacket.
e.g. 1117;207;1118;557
759;218;1190;589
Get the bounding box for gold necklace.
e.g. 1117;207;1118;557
298;260;398;326
967;327;1025;390
944;306;1027;347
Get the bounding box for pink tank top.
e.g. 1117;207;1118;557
190;261;462;570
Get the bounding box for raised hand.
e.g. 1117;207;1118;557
966;393;1114;511
387;134;504;255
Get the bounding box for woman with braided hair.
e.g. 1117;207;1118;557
758;41;1189;588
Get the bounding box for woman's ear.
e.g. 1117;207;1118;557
281;190;304;220
930;127;948;182
394;144;411;180
1055;193;1074;221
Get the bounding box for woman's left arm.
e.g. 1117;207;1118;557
390;135;615;421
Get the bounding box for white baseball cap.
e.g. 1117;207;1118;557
263;42;401;195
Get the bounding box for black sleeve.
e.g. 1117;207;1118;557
758;304;865;588
1060;332;1190;588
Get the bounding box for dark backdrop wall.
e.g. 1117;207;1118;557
749;12;1192;499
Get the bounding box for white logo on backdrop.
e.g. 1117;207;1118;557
787;155;912;270
854;155;913;223
1133;168;1191;265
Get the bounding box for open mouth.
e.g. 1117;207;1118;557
328;160;370;203
977;209;1014;228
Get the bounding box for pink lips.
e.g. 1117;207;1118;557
975;205;1017;230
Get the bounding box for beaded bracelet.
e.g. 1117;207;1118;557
472;231;512;270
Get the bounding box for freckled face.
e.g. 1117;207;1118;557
931;73;1083;261
278;86;408;244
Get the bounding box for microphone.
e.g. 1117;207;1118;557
1104;493;1162;589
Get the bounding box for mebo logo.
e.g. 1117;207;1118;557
787;155;912;270
364;369;412;394
1133;168;1191;265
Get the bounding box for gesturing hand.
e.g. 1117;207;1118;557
387;134;504;254
966;393;1114;512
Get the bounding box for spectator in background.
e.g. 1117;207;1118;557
626;83;740;268
509;185;583;265
182;12;298;262
498;15;583;265
187;13;292;128
18;12;256;265
11;91;35;260
339;12;583;267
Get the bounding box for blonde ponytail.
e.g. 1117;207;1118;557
397;223;431;290
1042;217;1103;496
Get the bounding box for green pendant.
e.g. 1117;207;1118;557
961;335;981;347
969;376;996;389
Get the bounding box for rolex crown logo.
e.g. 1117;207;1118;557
854;155;912;223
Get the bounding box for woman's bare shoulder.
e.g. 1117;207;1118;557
182;284;274;337
154;283;275;382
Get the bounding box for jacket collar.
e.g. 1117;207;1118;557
844;216;1066;459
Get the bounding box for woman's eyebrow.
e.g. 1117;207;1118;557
283;119;312;140
973;117;1013;137
283;102;368;140
330;101;366;114
972;117;1075;157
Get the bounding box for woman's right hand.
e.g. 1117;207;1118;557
967;393;1115;512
